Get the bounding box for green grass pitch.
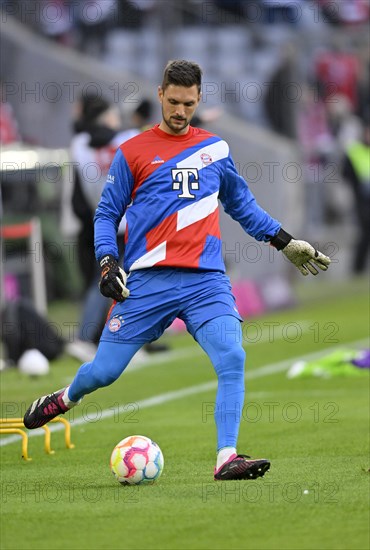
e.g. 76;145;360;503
1;278;369;550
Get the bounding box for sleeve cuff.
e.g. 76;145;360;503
269;228;293;251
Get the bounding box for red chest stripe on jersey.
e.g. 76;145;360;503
146;211;177;251
119;126;214;201
145;208;220;269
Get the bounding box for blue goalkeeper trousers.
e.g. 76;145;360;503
68;314;245;451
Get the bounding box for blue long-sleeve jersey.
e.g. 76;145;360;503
94;124;281;273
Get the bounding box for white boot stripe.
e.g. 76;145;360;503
30;395;47;414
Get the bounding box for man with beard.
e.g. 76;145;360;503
25;60;331;481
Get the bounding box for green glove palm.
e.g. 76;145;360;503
270;229;331;276
282;239;331;276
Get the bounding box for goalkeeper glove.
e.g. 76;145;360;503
99;255;130;301
270;228;331;276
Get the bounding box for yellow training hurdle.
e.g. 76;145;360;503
0;417;75;461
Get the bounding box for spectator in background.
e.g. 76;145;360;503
76;0;117;56
342;120;370;273
70;94;138;357
315;42;360;112
71;94;136;288
296;85;335;229
316;92;362;226
264;42;298;139
356;44;370;121
325;93;362;153
130;98;154;131
38;0;74;46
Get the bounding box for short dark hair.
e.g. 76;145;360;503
161;60;202;92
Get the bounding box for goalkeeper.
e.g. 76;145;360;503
24;60;330;481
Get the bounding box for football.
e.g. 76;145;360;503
110;435;164;485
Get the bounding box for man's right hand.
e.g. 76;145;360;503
99;255;130;302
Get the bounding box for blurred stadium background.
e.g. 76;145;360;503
1;5;369;549
1;0;369;355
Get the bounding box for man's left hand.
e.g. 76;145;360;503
282;240;331;276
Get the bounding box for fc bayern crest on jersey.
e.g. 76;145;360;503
200;153;212;165
109;317;122;333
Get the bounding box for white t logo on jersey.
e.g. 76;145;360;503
171;168;199;199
